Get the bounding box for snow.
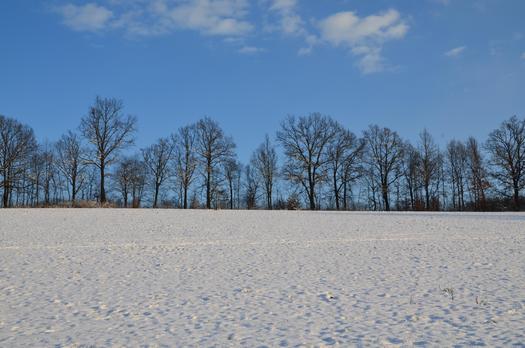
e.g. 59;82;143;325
1;209;524;346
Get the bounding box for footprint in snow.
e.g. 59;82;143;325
322;336;336;345
319;292;336;302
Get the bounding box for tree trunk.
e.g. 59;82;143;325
35;177;39;207
100;162;106;204
183;186;188;209
343;180;348;210
308;181;316;210
333;170;340;210
72;176;77;205
309;194;316;210
267;186;272;210
206;158;212;209
2;179;8;208
123;190;128;208
409;185;414;210
382;183;390;211
425;185;430;211
229;183;233;210
514;185;520;211
206;170;211;209
153;183;160;208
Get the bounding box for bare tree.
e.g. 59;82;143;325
142;137;176;208
447;140;468;211
39;143;56;206
28;151;44;206
401;142;420;210
55;131;86;205
81;166;99;202
0;115;37;207
251;135;278;209
341;141;366;210
129;159;147;208
235;163;243;209
466;137;488;210
80;97;136;204
363;125;404;211
223;159;241;209
326;123;365;210
115;157;146;208
174;125;198;209
244;164;259;209
115;158;133;208
417;129;441;210
363;165;381;211
277;113;337;210
195;117;236;209
486;116;525;210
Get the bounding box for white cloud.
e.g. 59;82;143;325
521;52;525;60
297;47;311;56
350;46;384;74
238;45;265;54
269;0;297;12
53;1;409;72
56;3;113;32
319;10;408;46
168;0;253;36
444;46;466;57
279;13;304;35
56;0;252;37
267;0;305;36
265;0;320;56
318;10;409;73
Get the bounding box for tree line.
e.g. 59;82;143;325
1;96;524;211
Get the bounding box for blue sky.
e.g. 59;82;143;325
1;0;524;162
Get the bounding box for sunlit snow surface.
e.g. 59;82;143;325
1;209;524;347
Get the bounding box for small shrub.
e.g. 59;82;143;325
441;287;454;300
287;194;301;210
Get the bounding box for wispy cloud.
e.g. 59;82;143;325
167;0;253;36
55;0;253;37
317;10;409;73
269;0;297;12
267;0;304;36
444;46;466;57
238;45;265;54
521;52;525;60
55;3;113;32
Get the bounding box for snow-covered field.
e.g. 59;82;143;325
1;210;524;347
